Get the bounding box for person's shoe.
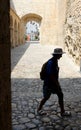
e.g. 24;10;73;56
61;111;71;117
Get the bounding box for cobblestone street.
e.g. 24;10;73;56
11;42;81;130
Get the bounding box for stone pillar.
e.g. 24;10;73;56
0;0;12;130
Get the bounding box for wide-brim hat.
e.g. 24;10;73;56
52;48;65;55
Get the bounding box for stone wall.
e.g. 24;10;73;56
0;0;12;130
65;0;81;65
10;8;25;48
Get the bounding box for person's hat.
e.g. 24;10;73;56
52;48;65;55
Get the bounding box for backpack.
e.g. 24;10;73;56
40;61;48;80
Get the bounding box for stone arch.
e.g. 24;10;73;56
10;15;13;26
18;23;20;44
21;13;42;42
10;15;13;47
22;13;42;23
14;19;18;46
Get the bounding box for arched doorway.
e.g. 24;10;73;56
18;23;20;44
26;21;40;41
14;20;18;46
21;13;42;43
10;15;13;47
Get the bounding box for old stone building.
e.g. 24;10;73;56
10;0;81;65
10;9;21;47
10;1;25;47
0;0;81;130
10;0;66;46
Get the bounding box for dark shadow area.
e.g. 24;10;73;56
11;42;30;71
11;77;81;129
11;77;81;102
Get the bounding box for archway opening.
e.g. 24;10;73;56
21;13;42;43
25;21;40;42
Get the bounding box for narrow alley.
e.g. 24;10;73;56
11;42;81;130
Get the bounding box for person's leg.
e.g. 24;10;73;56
57;90;71;116
57;91;65;115
37;96;50;111
37;85;51;111
37;85;51;112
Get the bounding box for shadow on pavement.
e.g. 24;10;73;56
11;42;30;71
11;77;81;129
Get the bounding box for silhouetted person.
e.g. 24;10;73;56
37;48;71;117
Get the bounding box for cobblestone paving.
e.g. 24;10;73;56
11;42;81;130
